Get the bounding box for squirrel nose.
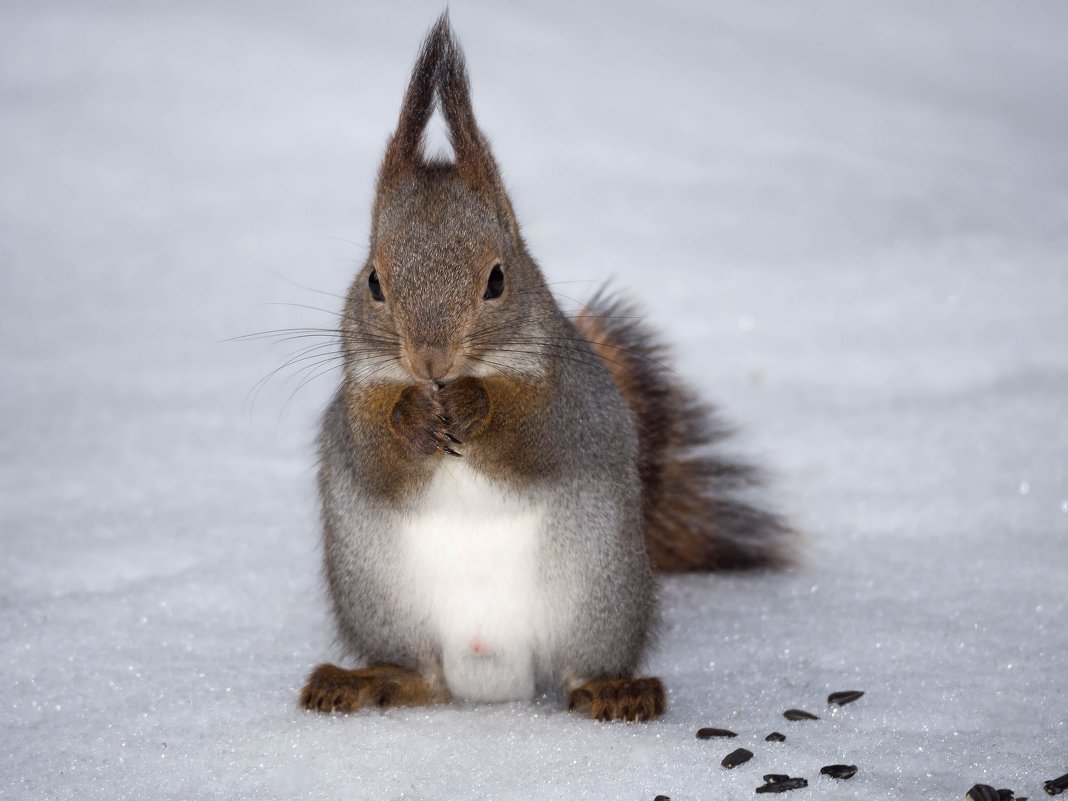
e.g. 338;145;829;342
410;343;455;381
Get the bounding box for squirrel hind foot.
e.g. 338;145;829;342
299;663;449;713
567;676;666;723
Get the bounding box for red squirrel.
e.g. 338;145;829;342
299;14;792;722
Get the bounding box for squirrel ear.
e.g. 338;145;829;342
434;17;496;191
379;14;520;236
379;15;448;182
434;16;520;235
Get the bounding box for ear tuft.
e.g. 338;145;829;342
433;15;499;192
379;13;452;182
380;13;507;200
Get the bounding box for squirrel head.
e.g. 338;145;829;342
342;14;554;387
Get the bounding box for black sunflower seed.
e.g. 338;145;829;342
653;796;671;801
827;690;865;706
996;790;1014;801
968;785;1000;801
756;778;808;793
765;732;786;742
721;747;753;769
820;764;858;780
783;708;819;721
764;774;792;783
1045;773;1068;796
696;727;737;739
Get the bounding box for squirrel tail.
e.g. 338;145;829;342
573;290;794;572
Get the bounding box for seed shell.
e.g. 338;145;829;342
968;786;1001;801
1045;773;1068;796
827;690;865;706
828;692;862;709
756;778;808;793
765;732;786;742
820;764;858;780
996;791;1015;801
696;727;737;739
764;774;792;783
721;747;754;769
783;708;819;721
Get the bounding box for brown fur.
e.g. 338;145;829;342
567;677;666;722
300;663;449;713
342;383;435;502
461;374;561;483
342;372;554;501
573;293;794;571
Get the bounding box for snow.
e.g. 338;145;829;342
2;1;1066;799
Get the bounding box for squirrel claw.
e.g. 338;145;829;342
440;446;462;457
443;431;463;445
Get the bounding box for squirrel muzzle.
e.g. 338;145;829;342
405;341;457;383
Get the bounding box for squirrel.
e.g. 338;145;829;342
298;14;792;722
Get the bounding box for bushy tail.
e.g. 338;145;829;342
573;291;794;572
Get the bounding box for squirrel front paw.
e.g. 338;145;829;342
389;378;489;458
389;384;462;457
434;377;489;444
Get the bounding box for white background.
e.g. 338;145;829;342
2;1;1066;799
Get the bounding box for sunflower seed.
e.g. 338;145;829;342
764;775;792;783
765;732;786;742
827;690;865;706
653;796;670;801
783;709;819;721
968;785;1000;801
820;764;858;780
696;727;737;739
756;778;808;793
1045;773;1068;796
996;791;1015;801
721;747;754;769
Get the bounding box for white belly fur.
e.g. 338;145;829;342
398;461;547;702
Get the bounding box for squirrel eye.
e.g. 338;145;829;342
483;264;504;300
368;269;385;302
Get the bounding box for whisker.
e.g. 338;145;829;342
226;327;343;343
246;347;345;412
230;327;399;350
265;269;349;302
245;337;400;413
279;361;346;423
465;353;531;383
471;334;672;373
463;311;645;345
476;346;609;373
345;354;406;387
262;302;405;343
320;235;367;251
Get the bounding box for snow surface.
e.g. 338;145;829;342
2;1;1067;799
